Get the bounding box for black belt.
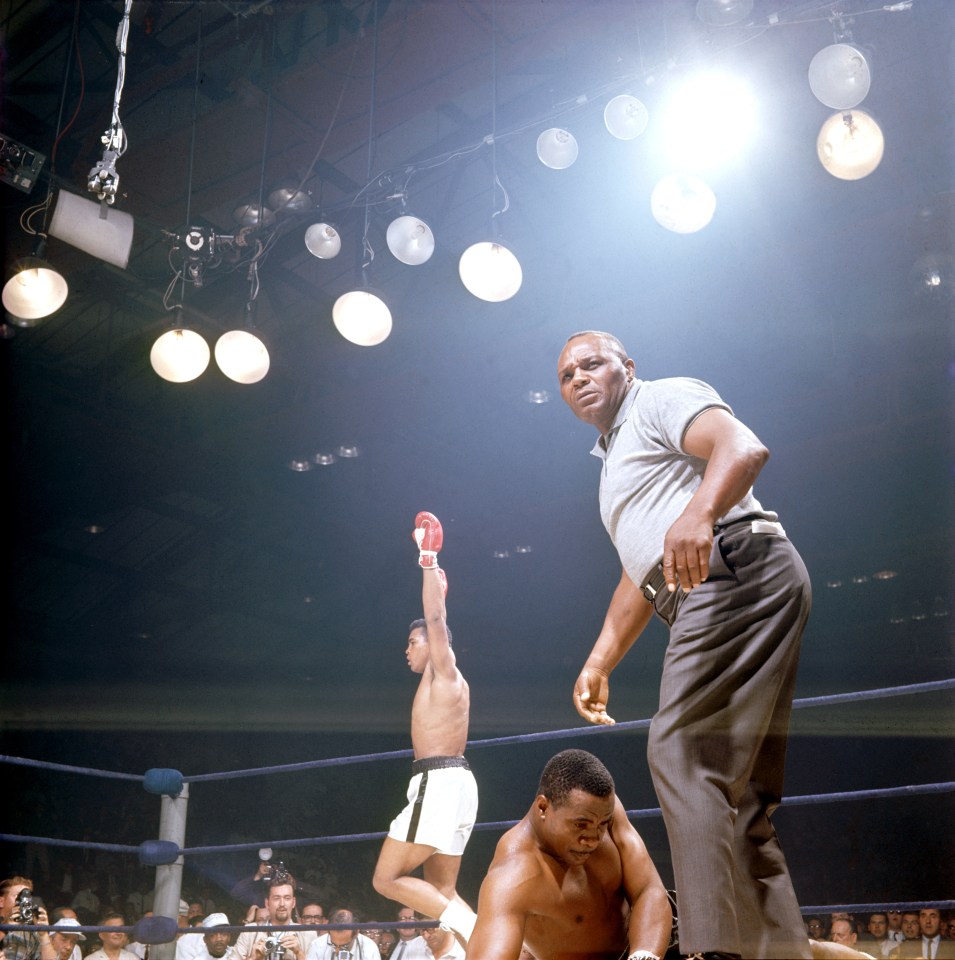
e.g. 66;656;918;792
411;755;469;774
639;518;786;627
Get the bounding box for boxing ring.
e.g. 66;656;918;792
3;677;954;952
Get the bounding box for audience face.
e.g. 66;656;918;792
99;917;129;951
420;926;452;959
920;909;941;938
51;932;81;960
831;920;857;947
203;931;231;958
901;913;921;939
265;885;296;926
887;911;903;932
187;903;204;921
328;911;354;948
299;905;325;925
806;917;828;940
868;914;888;939
396;910;417;942
378;932;396;958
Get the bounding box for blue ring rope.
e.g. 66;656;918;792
2;781;952;854
1;679;951;784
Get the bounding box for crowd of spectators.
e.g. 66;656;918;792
2;855;951;960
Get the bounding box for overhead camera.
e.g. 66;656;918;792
15;888;38;924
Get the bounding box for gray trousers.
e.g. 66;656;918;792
646;522;812;959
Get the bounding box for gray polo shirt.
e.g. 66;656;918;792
590;377;775;587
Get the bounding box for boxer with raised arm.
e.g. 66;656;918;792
372;512;478;945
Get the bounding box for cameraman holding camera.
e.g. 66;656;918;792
0;877;56;960
233;874;310;960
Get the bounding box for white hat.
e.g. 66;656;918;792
202;914;230;930
53;919;87;941
179;900;190;916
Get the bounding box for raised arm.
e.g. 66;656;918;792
573;567;654;725
610;797;672;959
663;406;769;593
413;511;456;679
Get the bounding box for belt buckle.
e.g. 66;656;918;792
751;519;786;536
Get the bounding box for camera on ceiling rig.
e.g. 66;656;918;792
15;887;38;924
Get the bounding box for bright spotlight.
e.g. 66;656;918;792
660;72;756;170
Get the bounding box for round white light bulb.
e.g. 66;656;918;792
214;330;270;384
604;95;649;140
536;128;579;169
332;290;393;346
816;110;884;180
458;242;522;302
150;328;211;383
650;175;717;234
2;259;68;321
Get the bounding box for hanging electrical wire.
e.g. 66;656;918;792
88;0;132;204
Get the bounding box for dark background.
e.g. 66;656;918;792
2;0;953;921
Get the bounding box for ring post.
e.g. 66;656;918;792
151;782;189;960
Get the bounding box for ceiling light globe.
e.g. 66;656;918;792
458;241;522;302
816;110;884;180
233;202;276;228
332;290;392;346
150;328;211;383
603;94;649;140
695;0;753;26
214;330;270;384
268;184;313;214
650;175;717;233
808;43;871;110
696;0;753;27
386;215;435;265
536;128;578;169
2;258;68;321
305;223;342;259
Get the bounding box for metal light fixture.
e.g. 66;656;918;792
459;241;522;302
332;290;392;346
650;175;717;233
536;128;578;169
695;0;753;26
48;189;134;268
816;110;883;180
386;215;435;265
809;43;871;110
215;328;270;384
2;242;68;324
458;0;522;303
604;94;649;140
305;222;342;259
150;313;211;383
333;0;392;346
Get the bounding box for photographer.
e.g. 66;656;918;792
230;853;280;910
233;874;309;960
304;910;379;960
0;877;56;960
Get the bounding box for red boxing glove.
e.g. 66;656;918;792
413;511;443;568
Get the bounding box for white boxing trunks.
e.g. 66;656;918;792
387;756;478;855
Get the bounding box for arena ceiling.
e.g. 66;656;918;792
2;0;953;755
